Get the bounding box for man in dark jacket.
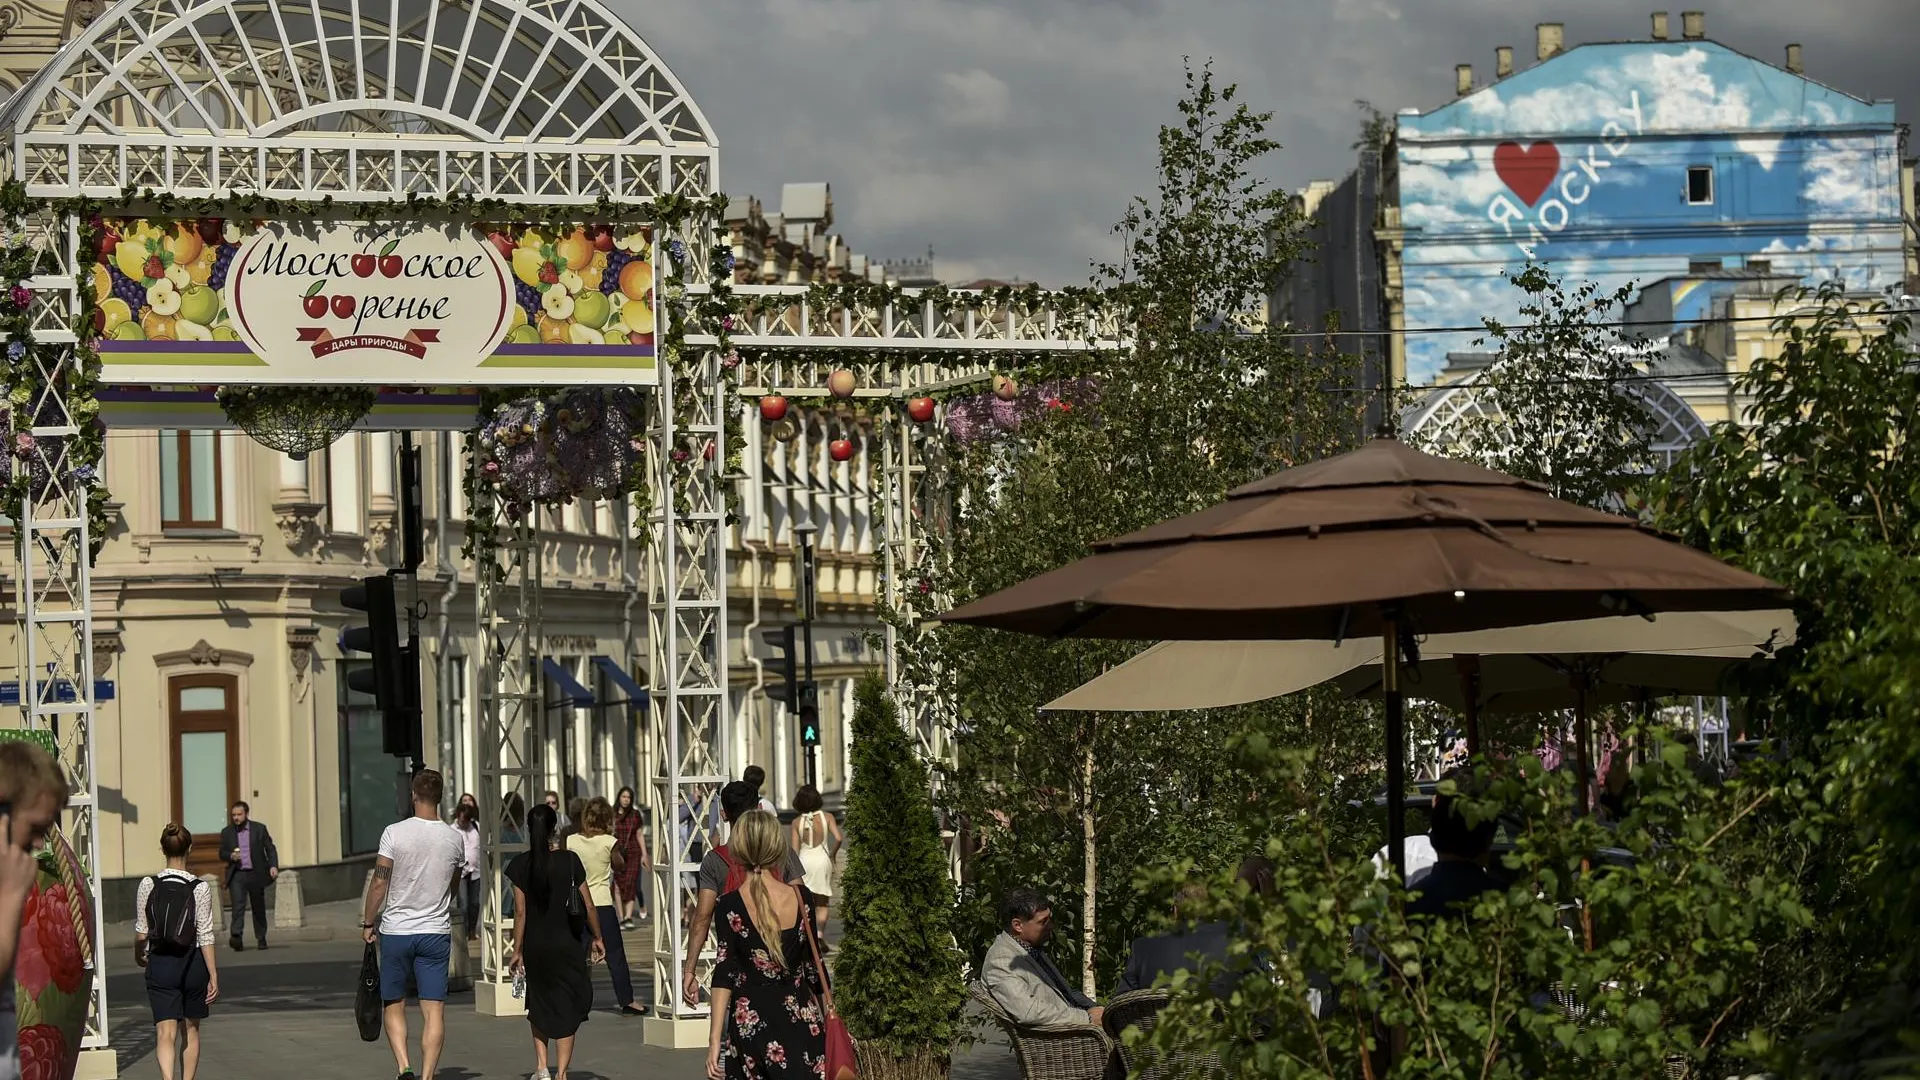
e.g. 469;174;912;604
218;801;279;950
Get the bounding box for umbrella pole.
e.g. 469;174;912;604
1456;655;1482;760
1383;610;1406;882
1574;674;1593;816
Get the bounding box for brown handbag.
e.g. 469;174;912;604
792;884;857;1080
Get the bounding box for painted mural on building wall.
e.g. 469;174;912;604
1393;41;1906;383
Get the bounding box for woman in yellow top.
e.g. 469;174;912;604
567;798;643;1016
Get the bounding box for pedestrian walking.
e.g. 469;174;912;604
135;823;218;1080
742;765;777;815
454;802;483;941
558;796;587;843
567;798;644;1016
789;786;842;940
508;803;605;1080
611;786;648;929
501;791;527;919
704;810;827;1080
361;769;465;1080
217;801;279;951
0;739;66;1078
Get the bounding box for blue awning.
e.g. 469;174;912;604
541;658;595;708
591;655;648;710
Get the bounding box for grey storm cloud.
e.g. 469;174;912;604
616;0;1918;287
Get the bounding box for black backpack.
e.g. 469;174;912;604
146;876;199;953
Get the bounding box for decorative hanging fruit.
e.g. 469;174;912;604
828;369;857;398
829;438;855;462
759;395;789;422
993;374;1018;401
906;397;936;423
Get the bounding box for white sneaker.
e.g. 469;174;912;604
531;1070;551;1080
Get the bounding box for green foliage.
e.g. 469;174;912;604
1420;263;1655;508
903;61;1381;993
835;676;966;1065
1647;284;1920;1072
1142;734;1814;1077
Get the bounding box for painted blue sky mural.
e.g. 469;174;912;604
1392;41;1906;384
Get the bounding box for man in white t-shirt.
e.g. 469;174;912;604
361;769;464;1080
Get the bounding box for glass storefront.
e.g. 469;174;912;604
339;660;405;855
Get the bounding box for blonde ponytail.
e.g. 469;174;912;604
733;810;789;970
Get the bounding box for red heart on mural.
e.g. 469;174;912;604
1493;140;1560;207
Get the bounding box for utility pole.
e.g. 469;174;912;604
794;520;820;789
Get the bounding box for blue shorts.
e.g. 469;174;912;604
378;932;452;1002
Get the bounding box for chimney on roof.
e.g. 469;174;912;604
1536;23;1564;62
1455;64;1473;96
1495;46;1513;79
1651;12;1669;40
1785;43;1804;74
1681;11;1705;39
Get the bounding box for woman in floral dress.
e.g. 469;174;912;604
705;810;827;1080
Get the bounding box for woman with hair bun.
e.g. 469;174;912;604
135;823;219;1080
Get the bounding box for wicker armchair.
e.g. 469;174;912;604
968;981;1116;1080
1102;989;1226;1080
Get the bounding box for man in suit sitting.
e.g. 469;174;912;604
981;888;1104;1028
218;801;279;950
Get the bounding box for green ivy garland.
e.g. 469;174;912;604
1;177;1117;575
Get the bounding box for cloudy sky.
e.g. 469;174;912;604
617;1;1916;288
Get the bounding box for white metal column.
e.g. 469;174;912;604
475;502;541;1016
16;209;111;1075
645;219;732;1047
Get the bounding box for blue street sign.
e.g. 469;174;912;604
0;680;115;706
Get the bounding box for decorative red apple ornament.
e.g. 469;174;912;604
351;253;378;278
591;226;616;253
906;397;936;423
331;294;357;319
378;239;403;277
992;374;1018;401
302;294;329;319
829;438;854;462
758;395;789;422
827;369;857;398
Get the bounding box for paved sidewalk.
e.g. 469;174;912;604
103;897;369;950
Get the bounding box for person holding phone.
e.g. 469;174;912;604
0;739;71;1079
135;824;218;1080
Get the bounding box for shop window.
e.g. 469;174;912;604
339;660;404;855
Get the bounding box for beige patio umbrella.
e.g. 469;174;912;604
1040;609;1796;713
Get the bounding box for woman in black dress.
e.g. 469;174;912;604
508;803;605;1080
705;810;828;1080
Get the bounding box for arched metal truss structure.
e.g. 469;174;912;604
2;0;1114;1061
1400;353;1711;471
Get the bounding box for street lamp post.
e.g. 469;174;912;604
793;521;819;789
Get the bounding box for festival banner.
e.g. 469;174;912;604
91;219;658;386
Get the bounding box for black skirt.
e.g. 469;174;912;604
146;948;210;1022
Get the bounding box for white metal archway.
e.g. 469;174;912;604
1401;354;1711;472
3;0;1114;1062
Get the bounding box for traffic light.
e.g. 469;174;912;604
341;575;417;758
798;680;820;748
759;625;798;708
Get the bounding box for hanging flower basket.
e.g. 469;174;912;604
477;386;645;504
217;385;378;459
944;377;1099;443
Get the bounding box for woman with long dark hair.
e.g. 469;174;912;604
568;798;644;1016
507;803;604;1080
612;785;648;929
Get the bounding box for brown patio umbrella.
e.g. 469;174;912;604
940;439;1788;874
